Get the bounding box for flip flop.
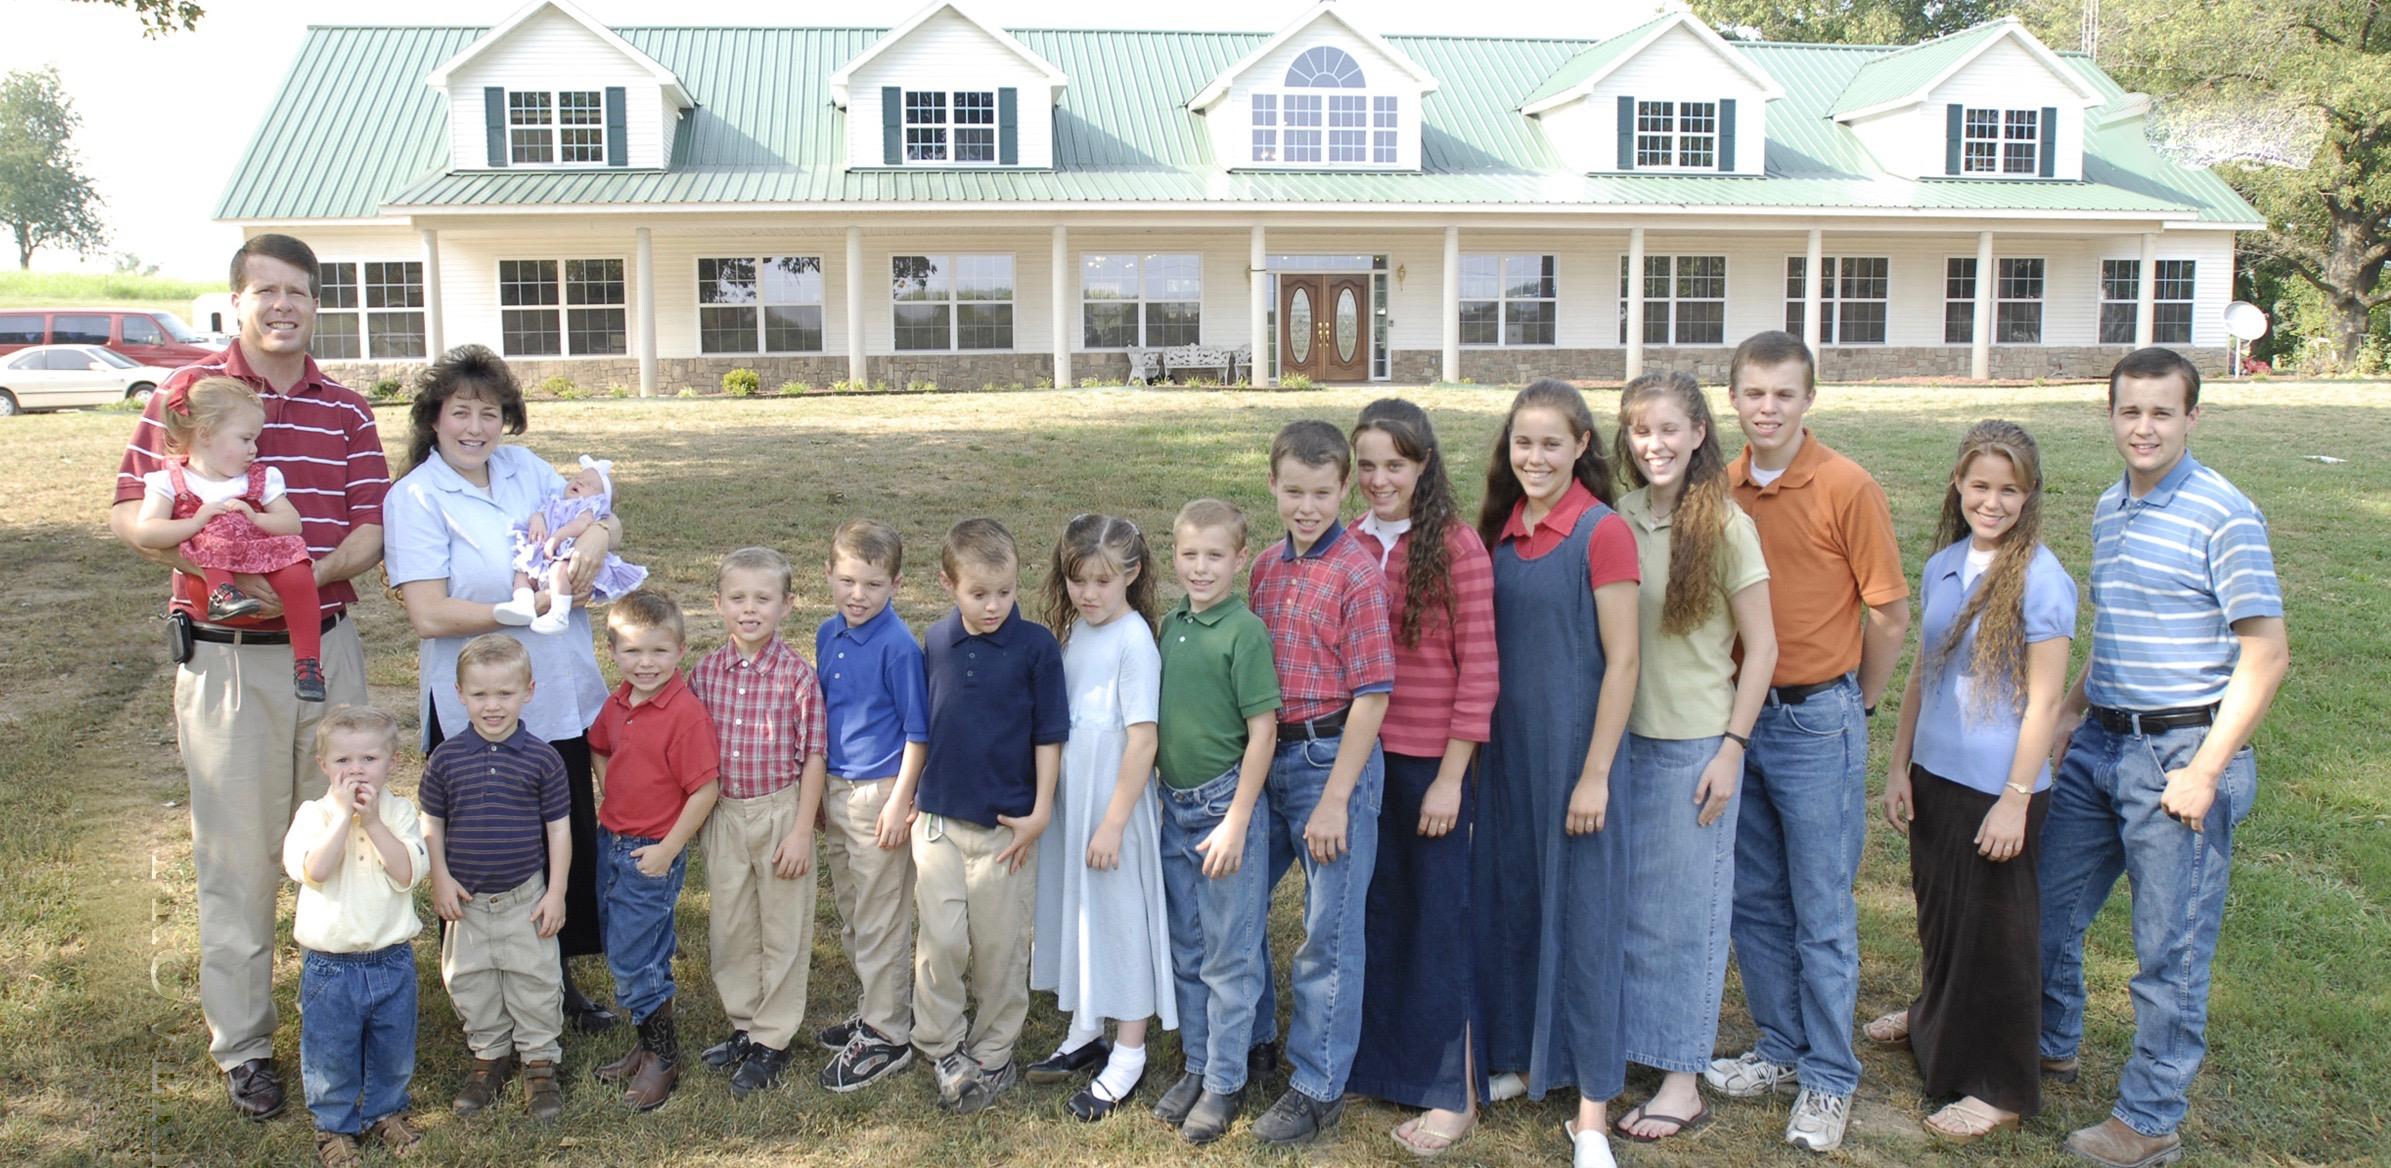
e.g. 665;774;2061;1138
1924;1097;2021;1144
1391;1112;1476;1157
1613;1098;1713;1143
1864;1008;1912;1047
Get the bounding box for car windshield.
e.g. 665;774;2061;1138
154;312;207;343
85;347;139;369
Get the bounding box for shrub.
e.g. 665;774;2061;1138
369;377;405;401
1033;376;1054;390
829;378;870;393
676;387;698;399
606;384;631;399
1278;372;1316;391
905;379;938;394
538;374;578;398
722;368;761;397
778;380;811;395
1077;376;1106;389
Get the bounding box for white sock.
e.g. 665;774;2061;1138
530;588;572;633
1092;1040;1145;1102
1056;1016;1104;1056
491;587;538;626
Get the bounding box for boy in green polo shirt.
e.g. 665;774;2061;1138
1149;499;1281;1145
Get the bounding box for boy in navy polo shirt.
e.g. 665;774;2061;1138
885;517;1069;1115
423;634;573;1123
817;519;930;1093
586;591;721;1112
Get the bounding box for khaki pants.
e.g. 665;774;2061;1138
819;776;915;1044
177;617;367;1070
703;785;818;1051
440;873;564;1062
911;813;1036;1067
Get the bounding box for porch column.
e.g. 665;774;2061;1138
1801;227;1823;354
1971;230;1995;380
634;226;656;397
1440;226;1461;384
1051;225;1071;386
1624;226;1647;380
418;227;444;359
2134;232;2159;348
846;227;867;386
1249;226;1269;386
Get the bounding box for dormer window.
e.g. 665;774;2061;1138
508;90;609;165
1960;107;2039;175
1249;46;1398;166
1635;100;1718;169
905;90;998;163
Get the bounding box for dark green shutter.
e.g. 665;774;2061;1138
485;87;508;167
2038;106;2057;177
882;86;902;164
1617;95;1635;171
604;87;627;167
1945;103;1963;175
1717;98;1736;172
998;87;1018;165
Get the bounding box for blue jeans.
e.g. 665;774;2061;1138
2037;718;2256;1137
1159;765;1272;1095
598;831;686;1023
1252;735;1383;1102
298;943;416;1135
1730;676;1866;1097
1622;734;1739;1074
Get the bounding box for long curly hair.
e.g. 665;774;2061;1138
1040;513;1158;645
1352;399;1460;648
1477;378;1616;549
1928;420;2047;714
1615;371;1733;635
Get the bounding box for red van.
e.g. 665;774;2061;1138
0;309;222;369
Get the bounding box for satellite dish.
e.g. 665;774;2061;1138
2222;301;2269;342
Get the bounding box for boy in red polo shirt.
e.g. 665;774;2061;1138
586;590;721;1111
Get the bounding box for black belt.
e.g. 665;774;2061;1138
1769;678;1842;706
190;612;344;646
1278;706;1348;744
2090;704;2216;735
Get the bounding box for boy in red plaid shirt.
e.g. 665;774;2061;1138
688;547;830;1099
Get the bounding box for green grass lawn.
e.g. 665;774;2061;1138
0;270;218;315
1;383;2383;1166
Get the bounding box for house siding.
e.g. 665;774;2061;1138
843;6;1056;170
445;5;669;171
1578;23;1770;174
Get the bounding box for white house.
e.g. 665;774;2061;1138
213;0;2257;390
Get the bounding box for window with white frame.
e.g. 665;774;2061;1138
1945;257;1978;343
310;262;425;361
1283;95;1323;162
1372;96;1398;163
1460;254;1555;346
2098;260;2138;344
1996;257;2044;342
904;90;997;163
698;256;824;354
508;90;605;166
893;255;1013;351
1252;94;1279;162
2098;258;2196;344
1252;45;1398;166
1635;100;1718;169
1784;257;1889;345
1328;95;1369;163
1081;254;1200;349
1961;108;2040;176
1619;255;1726;345
499;259;625;357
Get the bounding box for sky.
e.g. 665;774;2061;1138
9;0;1672;279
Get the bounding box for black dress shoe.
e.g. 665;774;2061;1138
1253;1086;1347;1146
1247;1040;1280;1081
1026;1038;1110;1084
701;1030;752;1071
1067;1069;1142;1121
1181;1085;1247;1145
1152;1071;1203;1126
227;1057;286;1121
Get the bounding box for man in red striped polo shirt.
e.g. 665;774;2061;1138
107;234;391;1122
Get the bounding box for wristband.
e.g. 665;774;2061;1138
1722;730;1749;749
1864;705;1878;719
2004;781;2033;797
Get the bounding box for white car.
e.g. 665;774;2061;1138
0;344;174;415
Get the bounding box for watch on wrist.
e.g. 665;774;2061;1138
1864;704;1878;719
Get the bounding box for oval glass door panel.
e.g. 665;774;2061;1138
1289;287;1314;363
1334;287;1360;363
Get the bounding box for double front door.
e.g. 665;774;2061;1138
1279;275;1369;382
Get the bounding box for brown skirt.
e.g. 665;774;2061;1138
1906;764;2048;1117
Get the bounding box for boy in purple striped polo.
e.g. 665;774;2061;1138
423;635;574;1123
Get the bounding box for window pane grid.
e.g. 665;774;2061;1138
1784;256;1887;344
1252;94;1277;162
698;256;823;354
1619;254;1725;345
1962;107;2041;176
1461;254;1555;347
1284;95;1322;162
895;254;1013;351
1080;253;1200;349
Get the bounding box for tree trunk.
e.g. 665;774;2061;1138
2316;206;2388;367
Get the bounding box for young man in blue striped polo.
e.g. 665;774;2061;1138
2037;347;2289;1168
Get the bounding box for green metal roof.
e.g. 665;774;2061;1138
218;21;2259;227
1516;15;1668;109
1826;20;2012;117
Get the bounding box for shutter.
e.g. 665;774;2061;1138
2039;106;2058;178
1717;98;1736;172
998;87;1018;165
604;87;628;167
882;86;903;165
1945;103;1963;175
1617;95;1635;171
485;87;508;167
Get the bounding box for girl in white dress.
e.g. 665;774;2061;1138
1029;514;1178;1120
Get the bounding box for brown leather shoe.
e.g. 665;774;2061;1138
523;1059;564;1124
2064;1117;2183;1168
618;1048;682;1111
364;1113;420;1158
228;1057;286;1121
452;1054;516;1114
594;1041;645;1084
313;1130;361;1168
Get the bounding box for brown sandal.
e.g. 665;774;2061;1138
1924;1097;2021;1144
1863;1008;1912;1047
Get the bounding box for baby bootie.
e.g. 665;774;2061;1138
491;588;539;627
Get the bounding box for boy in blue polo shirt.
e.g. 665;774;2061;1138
884;517;1069;1114
816;519;930;1093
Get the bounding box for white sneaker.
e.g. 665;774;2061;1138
1486;1071;1526;1102
1565;1119;1617;1168
1702;1050;1798;1098
1785;1088;1850;1153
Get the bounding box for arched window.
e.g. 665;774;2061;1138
1284;46;1366;88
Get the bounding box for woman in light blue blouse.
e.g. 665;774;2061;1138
383;344;619;1031
1873;420;2077;1143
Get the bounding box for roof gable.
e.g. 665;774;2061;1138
1521;12;1783;115
1187;1;1439;112
423;0;690;108
827;0;1067;106
1830;17;2097;121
